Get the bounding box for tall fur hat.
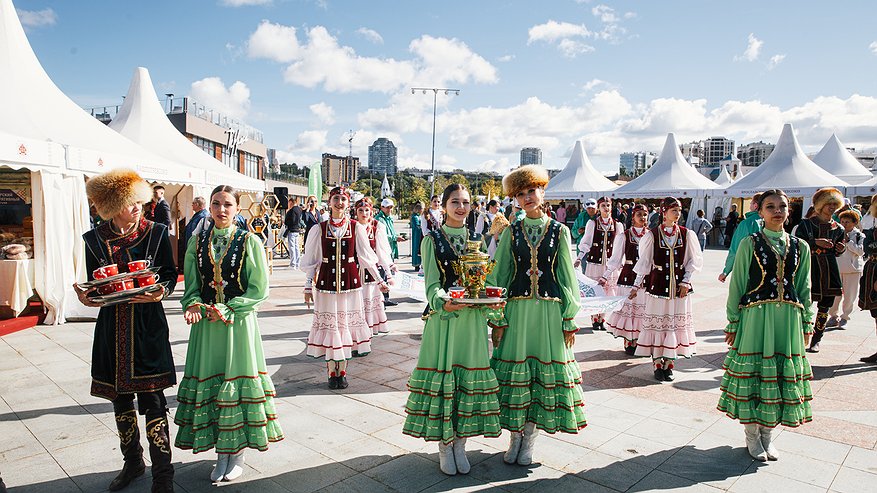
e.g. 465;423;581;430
86;168;152;219
812;187;844;211
502;165;550;198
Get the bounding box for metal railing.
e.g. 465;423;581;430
265;171;309;186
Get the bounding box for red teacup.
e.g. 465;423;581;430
128;260;149;272
136;273;159;287
110;279;135;293
94;264;118;279
448;287;466;299
485;286;506;298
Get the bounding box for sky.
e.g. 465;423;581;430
13;0;877;175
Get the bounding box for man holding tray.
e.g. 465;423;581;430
73;169;177;493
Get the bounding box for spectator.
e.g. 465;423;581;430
184;196;209;245
689;209;713;251
555;201;567;225
724;204;739;246
149;185;172;228
284;197;304;269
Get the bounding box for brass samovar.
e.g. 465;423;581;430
452;240;496;298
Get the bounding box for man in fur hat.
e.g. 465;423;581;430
795;187;846;353
73;169;178;492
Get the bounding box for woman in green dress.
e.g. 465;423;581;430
175;185;284;483
717;189;814;462
488;165;587;467
410;201;424;271
403;184;505;475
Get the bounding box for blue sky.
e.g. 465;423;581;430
14;0;877;174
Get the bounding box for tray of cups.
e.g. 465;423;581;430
90;282;168;307
443;286;507;305
78;261;162;290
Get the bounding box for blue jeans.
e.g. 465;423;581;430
287;232;301;267
699;238;706;251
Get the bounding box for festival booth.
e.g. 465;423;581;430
0;0;204;324
545;140;618;200
721;124;849;214
611;133;722;221
686;163;733;244
812;133;873;186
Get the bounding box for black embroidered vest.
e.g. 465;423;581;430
196;226;249;304
585;220;616;264
740;232;801;308
508;219;563;300
428;227;484;291
618;228;642;287
646;226;692;299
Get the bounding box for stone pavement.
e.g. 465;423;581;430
2;227;877;492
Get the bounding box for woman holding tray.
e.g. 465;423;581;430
74;168;177;493
403;183;505;476
487;165;587;467
175;185;284;483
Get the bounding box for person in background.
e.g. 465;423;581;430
861;195;877;231
543;202;556;219
572;198;597;252
423;195;444;235
302;195;321;237
858;200;877;363
690;209;713;251
284;197;304;269
146;185;172;228
475;200;499;251
319;204;330;222
376;198;406;306
647;206;661;229
466;201;482;235
555;200;567;226
410;202;424;272
795;188;845;353
718;194;764;283
185;196;209;245
828;210;865;329
724;204;740;247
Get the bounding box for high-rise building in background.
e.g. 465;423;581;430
679;141;704;166
702;137;735;166
737;141;775;167
368;137;398;175
322;153;359;186
520;147;542;165
619;151;657;177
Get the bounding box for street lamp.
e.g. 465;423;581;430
411;87;460;197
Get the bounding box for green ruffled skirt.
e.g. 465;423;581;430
490;299;587;434
403;308;502;444
717;303;813;427
174;314;284;453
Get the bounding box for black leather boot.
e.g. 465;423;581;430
109;408;146;491
807;312;828;353
145;413;174;493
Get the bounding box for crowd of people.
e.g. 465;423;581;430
64;164;877;493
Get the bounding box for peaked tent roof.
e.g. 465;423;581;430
848;174;877;197
722;124;849;198
109;67;264;192
544;140;617;199
811;133;872;185
611;133;720;199
714;163;733;186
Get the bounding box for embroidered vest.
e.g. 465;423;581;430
618;228;642;287
316;221;361;292
196;226;248;304
508;220;563;300
646;226;693;299
428;228;474;291
585;220;616;265
740;233;801;308
363;219;379;284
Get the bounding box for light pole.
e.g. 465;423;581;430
411;87;460;198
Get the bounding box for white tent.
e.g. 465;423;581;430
544;140;617;199
381;173;392;198
849;175;877;197
611;133;720;199
109;67;264;193
811;133;873;185
722;124;849;201
688;163;732;230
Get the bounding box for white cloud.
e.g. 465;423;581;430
309;102;336;126
356;27;384;44
16;8;57;28
735;33;763;62
220;0;271;6
497;54;515;62
293;130;327;152
189;77;251;119
582;78;608;91
869;41;877;54
248;23;497;93
592;5;619;24
767;54;786;69
558;39;595;57
247;21;300;63
528;20;590;44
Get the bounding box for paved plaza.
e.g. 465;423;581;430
2;226;877;492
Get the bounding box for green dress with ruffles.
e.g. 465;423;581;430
403;225;503;444
487;215;588;434
174;226;284;453
717;228;815;427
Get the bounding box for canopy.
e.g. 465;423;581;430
0;0;202;185
714;163;733;186
611;133;720;199
109;67;264;192
722;124;849;198
811;133;872;185
544;140;617;199
848;174;877;197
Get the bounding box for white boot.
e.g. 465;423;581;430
438;441;457;475
503;432;522;464
223;450;246;481
517;422;539;466
210;453;229;482
453;437;470;474
759;425;779;461
744;424;767;462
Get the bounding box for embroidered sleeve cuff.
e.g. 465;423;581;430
562;319;578;334
803;320;814;334
725;320;738;333
488;320;508;330
212;303;235;325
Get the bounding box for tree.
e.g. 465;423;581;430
480;178;502;200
